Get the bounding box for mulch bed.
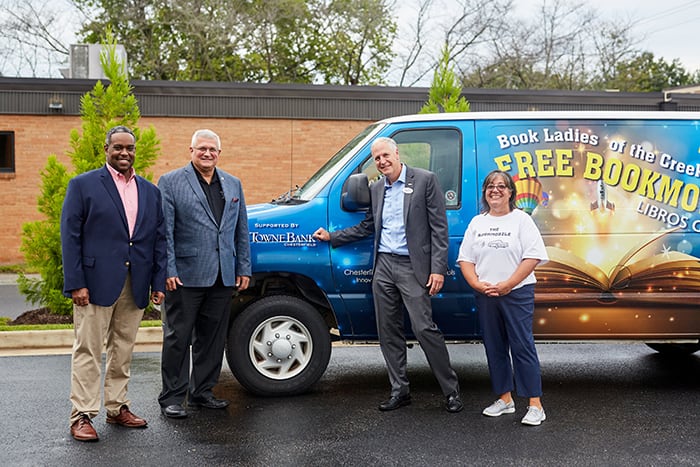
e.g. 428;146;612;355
9;307;161;325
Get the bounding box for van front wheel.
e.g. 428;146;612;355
645;343;700;355
226;295;331;396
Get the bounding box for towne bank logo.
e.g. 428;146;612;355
250;223;317;247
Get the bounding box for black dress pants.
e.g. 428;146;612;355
158;277;234;406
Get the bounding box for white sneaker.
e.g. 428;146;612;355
482;399;516;417
521;406;546;426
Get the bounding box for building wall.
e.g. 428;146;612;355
0;115;372;264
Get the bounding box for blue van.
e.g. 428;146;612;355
226;111;700;395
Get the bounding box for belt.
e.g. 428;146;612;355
378;252;410;258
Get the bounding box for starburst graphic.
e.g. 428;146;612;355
661;243;672;259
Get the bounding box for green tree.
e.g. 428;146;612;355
235;0;318;83
75;0;249;81
594;52;693;92
313;0;396;85
419;43;470;114
74;0;395;85
18;30;159;315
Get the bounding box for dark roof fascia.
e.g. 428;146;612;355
4;77;700;115
0;77;99;92
462;87;664;105
0;77;668;102
0;76;431;99
130;79;432;100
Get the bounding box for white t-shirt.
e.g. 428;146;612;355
457;208;548;290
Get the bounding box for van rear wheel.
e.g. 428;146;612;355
226;295;331;396
645;343;700;355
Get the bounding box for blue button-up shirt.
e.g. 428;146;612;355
378;164;409;255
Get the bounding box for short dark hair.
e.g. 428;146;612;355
105;126;135;146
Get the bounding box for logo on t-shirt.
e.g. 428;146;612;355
487;239;509;249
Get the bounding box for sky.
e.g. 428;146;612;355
389;0;700;86
515;0;700;72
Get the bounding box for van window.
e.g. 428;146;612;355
359;129;462;207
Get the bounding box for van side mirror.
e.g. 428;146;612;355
341;173;370;211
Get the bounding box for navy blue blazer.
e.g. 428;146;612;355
61;165;167;308
158;164;251;287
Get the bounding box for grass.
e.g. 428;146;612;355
0;319;163;332
0;267;162;331
0;264;36;274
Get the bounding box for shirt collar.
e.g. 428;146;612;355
384;164;406;188
191;162;219;184
106;163;135;182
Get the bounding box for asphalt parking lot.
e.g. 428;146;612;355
1;342;699;466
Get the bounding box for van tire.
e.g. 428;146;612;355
226;295;331;396
645;343;700;355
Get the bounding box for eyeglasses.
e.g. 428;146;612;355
486;184;509;191
111;145;135;153
195;146;219;155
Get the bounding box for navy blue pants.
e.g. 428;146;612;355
476;284;542;398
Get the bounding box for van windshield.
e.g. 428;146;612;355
273;123;382;203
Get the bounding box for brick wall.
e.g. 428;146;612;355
0;115;372;264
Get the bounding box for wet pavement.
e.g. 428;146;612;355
1;342;699;466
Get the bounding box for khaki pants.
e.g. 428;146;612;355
69;274;144;426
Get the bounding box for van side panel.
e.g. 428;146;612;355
474;118;700;338
325;122;481;339
247;199;356;336
325;139;379;339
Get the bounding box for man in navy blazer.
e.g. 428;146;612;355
158;129;251;418
61;126;167;441
313;137;462;413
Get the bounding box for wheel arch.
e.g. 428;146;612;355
231;271;339;337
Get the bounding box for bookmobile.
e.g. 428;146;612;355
226;111;700;395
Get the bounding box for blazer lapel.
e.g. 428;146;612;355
372;179;385;234
99;166;129;234
219;174;238;228
132;176;147;236
184;165;217;225
403;166;415;224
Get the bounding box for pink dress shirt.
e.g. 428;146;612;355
106;164;139;238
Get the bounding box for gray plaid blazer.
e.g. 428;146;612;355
158;163;251;287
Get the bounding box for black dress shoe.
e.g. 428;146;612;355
161;404;187;418
445;392;464;413
188;396;230;409
379;394;411;411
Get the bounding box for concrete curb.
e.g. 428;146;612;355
0;326;163;356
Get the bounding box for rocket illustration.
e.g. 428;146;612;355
590;180;615;212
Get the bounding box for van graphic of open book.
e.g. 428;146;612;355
535;227;700;300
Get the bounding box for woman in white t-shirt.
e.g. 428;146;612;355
457;170;549;426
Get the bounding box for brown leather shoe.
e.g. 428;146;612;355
71;415;99;442
106;405;148;428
